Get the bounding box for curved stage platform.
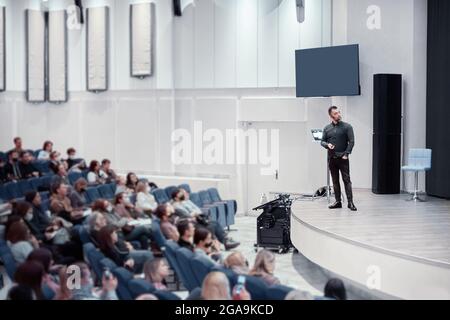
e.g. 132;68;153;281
290;190;450;300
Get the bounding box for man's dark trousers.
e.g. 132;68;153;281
329;157;353;203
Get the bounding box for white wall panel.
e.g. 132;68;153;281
257;0;279;87
278;0;298;87
48;10;68;102
17;102;48;147
174;6;194;89
86;6;109;92
298;0;323;49
0;98;13;149
0;7;5;91
46;101;79;152
214;0;237;88
26;9;46;102
236;0;258;88
194;0;214;88
130;3;154;78
155;0;174;89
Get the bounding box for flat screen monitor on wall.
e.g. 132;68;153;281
295;44;361;97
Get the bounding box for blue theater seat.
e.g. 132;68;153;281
68;172;83;185
18;179;34;196
164;241;191;291
0;240;17;280
86;187;102;204
83;243;106;281
152;188;170;204
151;218;167;249
208;188;236;227
164;185;178;199
190;192;218;222
199;190;227;228
4;182;21;200
112;267;134;300
128;278;156;299
191;255;216;285
178;183;192;194
98;184;114;200
175;247;201;291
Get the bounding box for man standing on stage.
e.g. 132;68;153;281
321;106;357;212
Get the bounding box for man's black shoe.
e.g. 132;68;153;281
224;240;240;251
328;202;342;209
348;202;357;212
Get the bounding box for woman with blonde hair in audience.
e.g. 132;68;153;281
143;258;170;290
224;251;249;275
136;181;157;216
249;250;280;286
37;141;53;160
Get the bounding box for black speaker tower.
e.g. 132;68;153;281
372;74;402;194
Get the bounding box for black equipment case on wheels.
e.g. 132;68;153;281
253;194;293;253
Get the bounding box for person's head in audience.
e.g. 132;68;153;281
56;163;67;177
55;266;72;300
101;159;111;171
224;252;249;275
155;203;175;222
50;151;61;162
8;150;20;163
6;220;32;244
13;137;23;151
25;191;41;208
143;258;170;286
177;219;195;243
20;151;33;164
194;227;213;254
89;160;100;174
88;211;107;231
201;272;231;300
97;225;119;252
14;260;45;300
250;250;276;276
51;181;68;198
27;248;54;274
74;178;88;194
171;188;185;202
92;199;112;214
126;172;138;189
135;181;148;194
324;278;347;300
136;294;158;300
67;148;76;159
7;285;36;301
12;200;33;221
114;192;126;206
42;141;53;153
285;290;314;300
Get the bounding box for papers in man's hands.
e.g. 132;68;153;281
127;219;152;226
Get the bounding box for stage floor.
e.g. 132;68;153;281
292;190;450;265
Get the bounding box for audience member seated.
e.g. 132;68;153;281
114;176;134;196
14;260;45;300
126;172;139;192
0;158;8;183
201;272;250;301
69;178;88;210
6;220;39;263
87;211;108;246
155;204;179;242
249;250;280;286
143;258;170;291
9;137;24;155
324;278;347;300
93;199;152;250
49;151;67;174
171;188;240;250
58;262;119;300
24;192;51;241
37;141;53;160
66;148;81;169
223;252;249;275
99;159;117;184
7;285;36;300
114;192;143;219
193;227;221;264
136;181;157;215
4;150;21;181
18;151;40;179
177;219;195;251
97;225;153;274
50;181;84;224
52;163;70;185
87;160;106;185
27;248;61;297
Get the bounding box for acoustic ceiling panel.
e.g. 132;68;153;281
48;10;68;103
26;9;46;102
86;6;109;92
0;7;5;92
130;3;154;78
